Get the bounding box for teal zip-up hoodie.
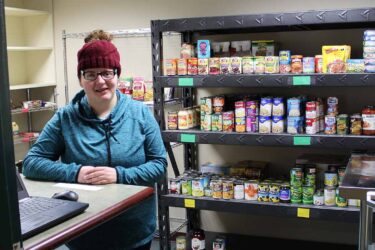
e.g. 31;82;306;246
23;89;167;249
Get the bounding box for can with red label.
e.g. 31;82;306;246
223;111;234;132
315;55;323;73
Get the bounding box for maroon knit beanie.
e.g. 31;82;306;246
77;40;121;78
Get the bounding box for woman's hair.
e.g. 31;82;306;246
84;29;113;43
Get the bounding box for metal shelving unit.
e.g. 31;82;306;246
152;7;375;250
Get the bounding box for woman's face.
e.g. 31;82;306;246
80;68;118;103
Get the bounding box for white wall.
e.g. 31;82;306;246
52;0;375;245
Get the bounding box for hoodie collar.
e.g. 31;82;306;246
72;89;128;124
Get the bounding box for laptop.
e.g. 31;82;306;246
16;171;89;239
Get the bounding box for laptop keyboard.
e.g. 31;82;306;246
20;197;65;220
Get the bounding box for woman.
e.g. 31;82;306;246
22;39;167;250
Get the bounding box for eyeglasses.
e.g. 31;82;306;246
81;69;117;81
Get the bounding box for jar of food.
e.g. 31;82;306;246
362;105;375;135
191;229;205;250
279;183;291;203
176;235;186;250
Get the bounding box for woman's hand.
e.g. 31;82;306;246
77;166;95;184
82;166;117;185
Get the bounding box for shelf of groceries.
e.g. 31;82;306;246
164;154;364;223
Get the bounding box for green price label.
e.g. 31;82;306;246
293;76;311;86
293;136;311;145
181;134;196;143
178;78;194;86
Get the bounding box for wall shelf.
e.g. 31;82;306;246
8;46;53;51
5;6;49;17
11;106;57;115
10;83;56;90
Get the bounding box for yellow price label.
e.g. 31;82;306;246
297;208;310;218
184;199;195;208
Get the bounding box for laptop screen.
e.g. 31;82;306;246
15;171;29;200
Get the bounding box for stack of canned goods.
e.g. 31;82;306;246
290;165;316;204
323;165;348;207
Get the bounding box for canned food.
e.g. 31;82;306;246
235;101;246;117
279;183;291;203
181;177;192;195
178;110;189;130
291;55;303;74
168;111;178;130
257;182;269;202
235;117;246;133
176;235;186;250
324;186;336;206
187;58;198;75
211;113;223;132
313;189;324;206
336;188;348;207
223;111;234;132
192;177;205;197
213;96;225;113
244;180;258;200
204;187;212;197
290;167;303;186
222;180;234;199
291;185;302;204
269;183;280;203
200;114;211;131
350;114;362;135
324;115;337;135
245;101;258;117
315;55;323;73
303;57;315;73
324;171;338;187
170;178;180;194
212;236;226;250
327;97;339;116
211;179;223;199
337;114;349;135
246;116;258;133
302;185;314;204
234;180;245;200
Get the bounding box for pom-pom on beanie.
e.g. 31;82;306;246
77;40;121;78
